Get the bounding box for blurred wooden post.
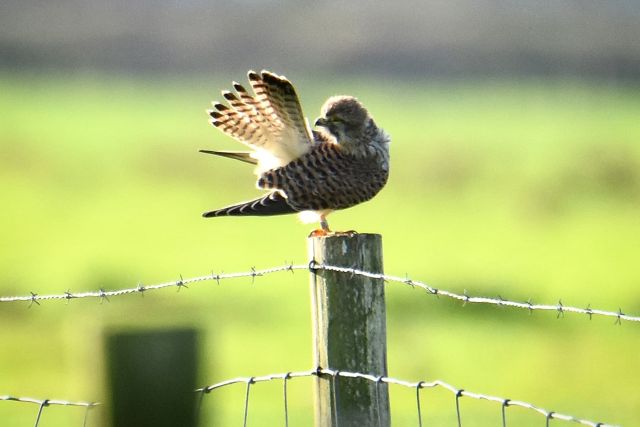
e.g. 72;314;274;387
308;233;390;427
106;328;199;427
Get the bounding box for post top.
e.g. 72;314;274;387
307;232;381;240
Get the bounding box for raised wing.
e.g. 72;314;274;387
207;70;313;171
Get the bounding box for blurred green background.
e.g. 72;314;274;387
1;1;639;426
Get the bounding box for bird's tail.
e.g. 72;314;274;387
203;191;298;217
199;149;258;165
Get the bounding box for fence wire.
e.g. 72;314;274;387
1;263;637;324
1;262;630;425
0;395;98;427
196;367;617;427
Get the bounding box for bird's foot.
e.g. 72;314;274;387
309;229;331;237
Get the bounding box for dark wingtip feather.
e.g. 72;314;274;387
233;82;247;93
261;70;277;82
247;70;260;81
222;91;237;101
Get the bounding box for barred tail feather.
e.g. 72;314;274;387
202;191;297;217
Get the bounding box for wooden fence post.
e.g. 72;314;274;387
308;233;390;427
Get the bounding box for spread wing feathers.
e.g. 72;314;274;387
202;191;298;217
199;149;258;165
207;70;313;170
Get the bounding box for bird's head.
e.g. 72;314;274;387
315;96;372;146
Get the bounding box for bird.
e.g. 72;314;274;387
201;70;390;235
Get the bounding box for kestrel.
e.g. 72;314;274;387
201;70;390;234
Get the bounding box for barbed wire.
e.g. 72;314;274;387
312;263;639;324
196;367;617;427
0;264;297;303
1;262;637;324
0;395;98;427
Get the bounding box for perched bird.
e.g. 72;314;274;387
201;70;390;234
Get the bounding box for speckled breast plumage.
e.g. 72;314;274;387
258;141;389;212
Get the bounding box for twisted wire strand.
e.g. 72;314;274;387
1;263;637;323
197;368;616;427
0;395;98;408
1;396;97;427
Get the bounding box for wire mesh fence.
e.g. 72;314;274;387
2;369;617;427
0;395;98;427
197;368;618;427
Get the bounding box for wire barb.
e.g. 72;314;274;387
404;273;414;288
615;308;624;325
136;282;146;296
98;288;109;304
285;261;295;274
29;292;40;308
585;304;593;320
211;270;221;285
557;300;564;319
176;274;188;292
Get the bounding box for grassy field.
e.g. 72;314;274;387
1;73;639;426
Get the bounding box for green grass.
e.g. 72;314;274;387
1;73;639;425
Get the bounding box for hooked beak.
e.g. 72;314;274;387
314;117;327;128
